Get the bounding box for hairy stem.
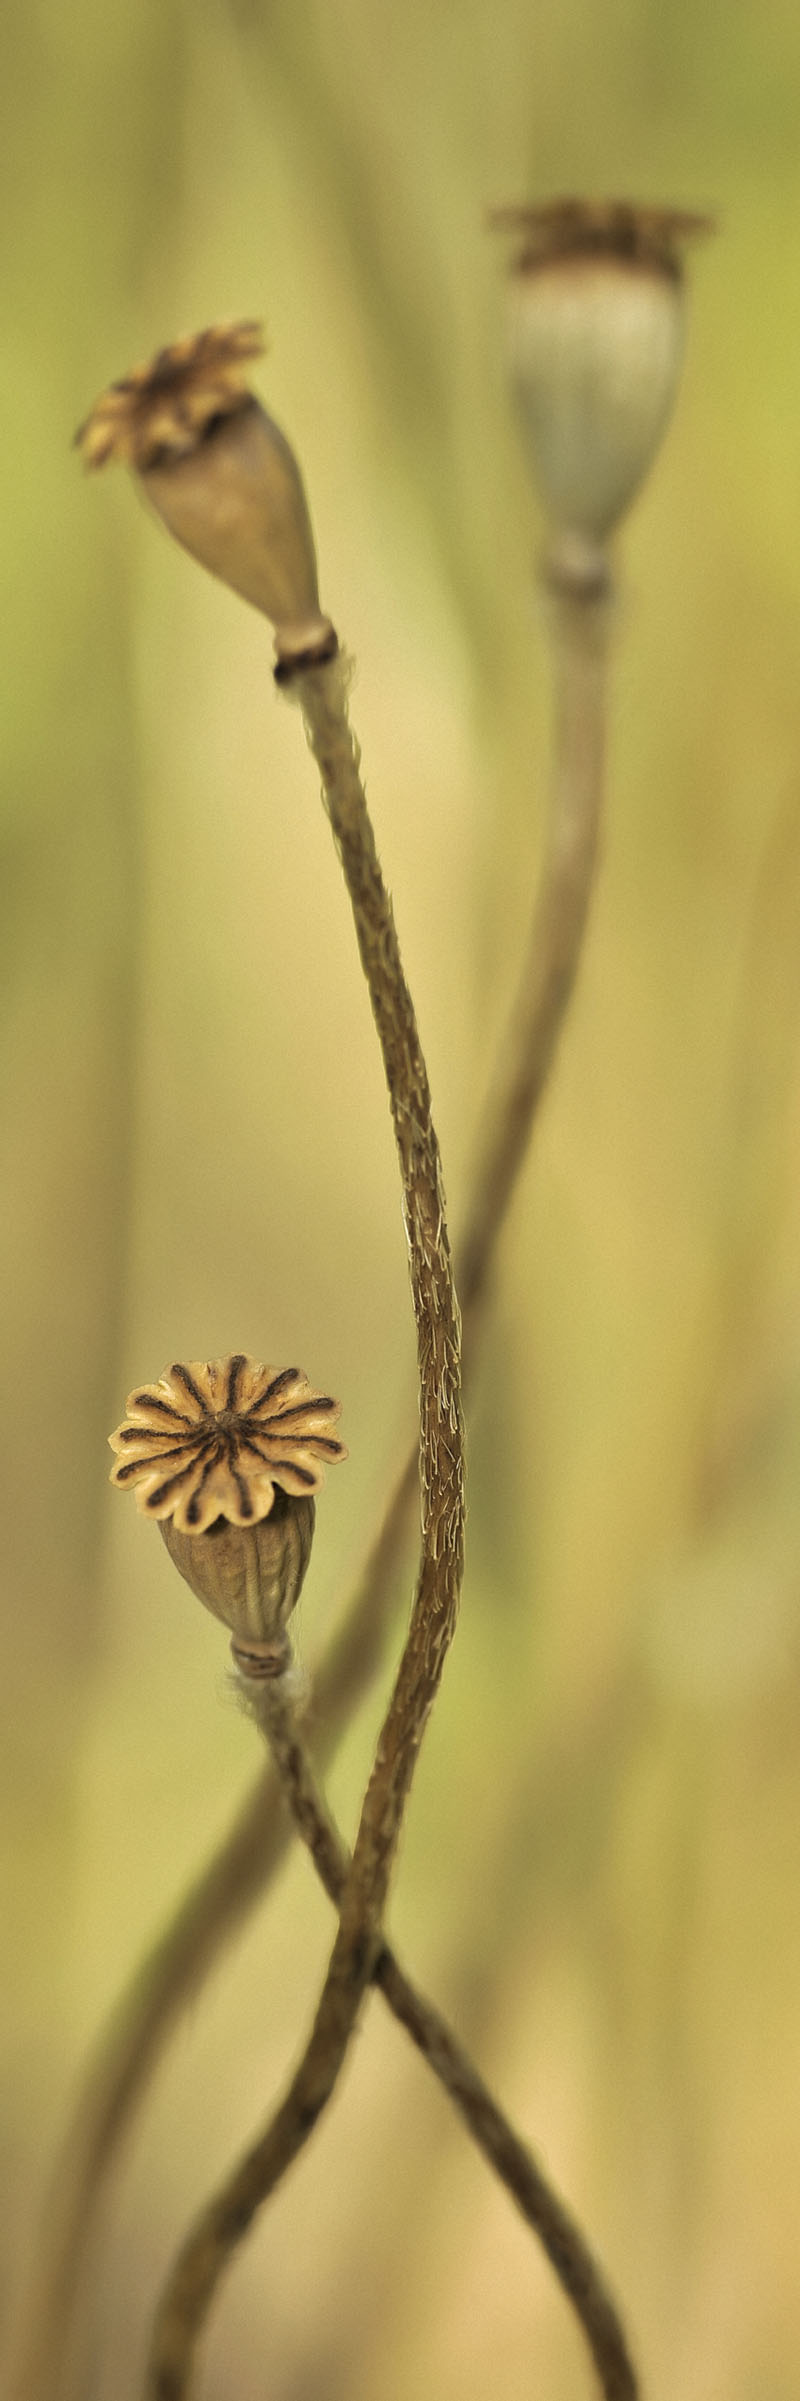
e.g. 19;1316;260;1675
13;587;608;2401
147;1670;638;2401
259;1672;638;2401
293;654;466;1911
147;653;466;2395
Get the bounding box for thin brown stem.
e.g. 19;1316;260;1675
284;579;610;2013
292;654;466;1919
13;592;608;2401
148;653;467;2397
7;1480;418;2401
254;1673;638;2401
287;650;468;1957
147;1673;637;2401
459;572;609;1319
382;1969;637;2401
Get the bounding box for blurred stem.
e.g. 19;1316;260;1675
460;561;610;1320
146;653;467;2398
13;584;609;2401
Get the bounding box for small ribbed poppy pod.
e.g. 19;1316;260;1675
109;1354;347;1676
75;324;338;674
491;200;712;573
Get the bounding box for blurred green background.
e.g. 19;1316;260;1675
3;1;800;2395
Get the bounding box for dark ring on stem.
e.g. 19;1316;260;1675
231;1639;292;1680
539;537;612;603
273;628;340;684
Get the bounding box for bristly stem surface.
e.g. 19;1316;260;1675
248;1672;639;2401
13;583;609;2401
147;1669;638;2401
146;654;466;2397
293;655;466;1918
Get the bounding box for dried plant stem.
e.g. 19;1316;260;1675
13;589;609;2401
459;568;609;1320
146;657;467;2397
146;1672;639;2401
7;1474;420;2401
291;646;466;1912
250;1673;638;2401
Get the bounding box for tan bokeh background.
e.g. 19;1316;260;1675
3;3;800;2395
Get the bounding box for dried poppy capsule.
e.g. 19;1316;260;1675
109;1353;346;1673
76;323;337;674
491;199;712;565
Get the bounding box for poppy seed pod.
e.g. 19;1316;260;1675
142;401;336;670
161;1488;316;1673
76;324;337;672
109;1353;347;1672
491;201;712;555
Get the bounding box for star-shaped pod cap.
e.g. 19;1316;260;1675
77;325;337;672
109;1354;347;1659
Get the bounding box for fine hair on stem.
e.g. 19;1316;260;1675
11;560;611;2401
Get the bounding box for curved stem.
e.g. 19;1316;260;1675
12;587;608;2401
147;1670;638;2401
6;1482;417;2401
259;1673;638;2401
293;656;466;1911
291;650;466;1930
460;574;609;1317
147;653;466;2396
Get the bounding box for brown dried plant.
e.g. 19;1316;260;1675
103;1348;635;2401
74;322;265;470
109;1356;346;1530
7;565;610;2396
13;198;709;2401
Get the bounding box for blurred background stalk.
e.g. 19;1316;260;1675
4;2;800;2398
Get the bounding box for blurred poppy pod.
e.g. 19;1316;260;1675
76;323;337;673
491;201;712;554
